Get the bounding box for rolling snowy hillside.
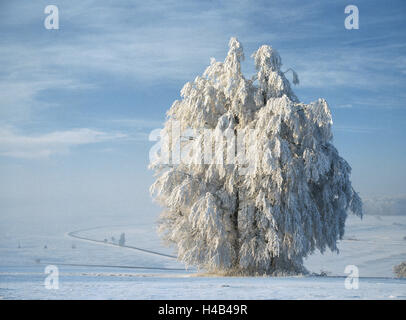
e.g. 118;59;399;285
0;214;405;299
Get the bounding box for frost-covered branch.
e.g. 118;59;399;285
149;37;362;276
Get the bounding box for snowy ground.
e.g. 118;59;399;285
0;214;405;299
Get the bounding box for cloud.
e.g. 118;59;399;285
1;0;405;126
332;104;353;109
363;195;406;216
0;0;352;122
109;118;164;128
333;125;377;134
286;47;406;90
0;77;94;122
0;126;127;159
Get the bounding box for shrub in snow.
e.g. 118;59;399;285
150;38;362;275
119;233;126;246
394;262;406;278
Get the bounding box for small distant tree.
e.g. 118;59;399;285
394;262;406;278
111;236;116;244
150;38;362;275
119;233;126;246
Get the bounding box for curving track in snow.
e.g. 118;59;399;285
67;226;176;259
62;226;187;271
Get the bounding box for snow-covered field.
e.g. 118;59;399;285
0;214;405;299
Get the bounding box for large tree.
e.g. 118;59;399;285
150;38;362;275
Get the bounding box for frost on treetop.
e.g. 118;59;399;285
150;38;362;276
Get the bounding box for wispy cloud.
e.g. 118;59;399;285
0;1;358;122
0;126;127;159
1;0;405;126
287;47;406;90
332;104;353;109
109;118;164;128
333;125;378;134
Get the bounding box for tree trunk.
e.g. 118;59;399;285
232;114;240;268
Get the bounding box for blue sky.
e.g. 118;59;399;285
0;0;406;223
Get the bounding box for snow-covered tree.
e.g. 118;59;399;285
119;233;126;246
150;38;362;275
394;262;406;278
